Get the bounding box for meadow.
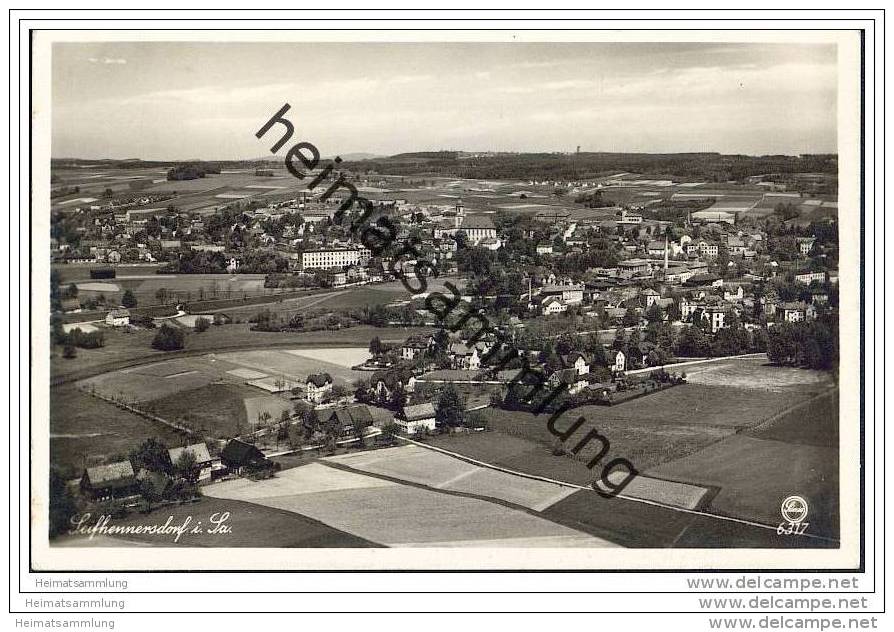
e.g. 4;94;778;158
50;385;189;478
425;359;839;542
204;461;612;548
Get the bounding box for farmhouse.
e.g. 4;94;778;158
80;461;138;501
320;405;374;438
220;439;268;474
396;402;437;435
105;308;130;327
135;468;172;499
306;372;334;403
168;443;214;481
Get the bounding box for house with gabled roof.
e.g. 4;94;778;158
541;296;567;316
401;334;433;361
321;404;375;438
105;308;130;327
396;402;437;435
306;372;333;403
449;343;481;371
168;443;214;481
80;460;138;501
609;349;626;374
220;439;268;474
547;367;588;395
565;352;590;376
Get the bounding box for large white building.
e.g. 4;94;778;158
301;247;370;270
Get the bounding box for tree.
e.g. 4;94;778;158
666;300;682;322
435;385;465;428
612;328;627;351
626;329;643;369
296;403;320;436
129;438;171;474
388;385;408;411
151;324;185;351
331;384;348;401
155;288;169;305
173;450;198;483
49;468;77;538
380;422;402;444
194;317;211;333
351;418;367;447
62;343;77;359
645;302;664;324
288;424;306;451
368;336;384;357
676;325;711;357
121;289;138;308
716;242;730;277
463;410;488;430
590;343;608;368
256;410;272;433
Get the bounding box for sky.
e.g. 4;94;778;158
51;41;838;160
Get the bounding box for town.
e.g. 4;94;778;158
48;152;840;548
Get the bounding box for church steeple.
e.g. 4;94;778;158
664;235;669;272
455;198;464;228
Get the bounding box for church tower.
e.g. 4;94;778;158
664;235;669;272
455;198;465;228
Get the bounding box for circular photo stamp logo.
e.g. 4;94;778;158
781;495;809;524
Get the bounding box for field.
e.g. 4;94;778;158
50;385;188;478
51;325;430;471
146;383;256;438
327;445;579;512
51;167;313;215
73;344;372;443
60;268;276;307
204;460;612;547
425;359;839;542
51;323;434;381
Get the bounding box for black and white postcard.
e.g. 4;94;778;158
25;26;869;573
